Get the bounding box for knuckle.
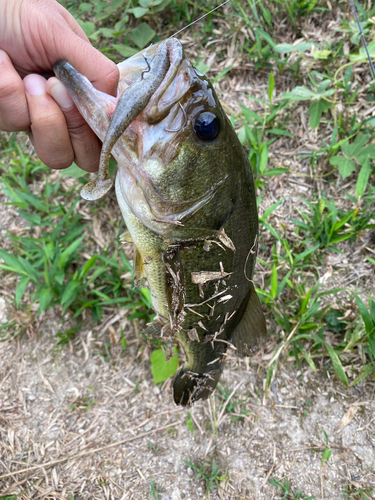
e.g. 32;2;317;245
0;77;23;101
41;150;74;170
32;109;65;131
0;81;30;130
66;119;90;139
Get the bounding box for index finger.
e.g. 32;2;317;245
46;26;120;97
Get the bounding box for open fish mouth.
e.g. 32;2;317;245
54;38;228;236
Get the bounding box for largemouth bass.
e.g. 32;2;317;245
54;38;267;406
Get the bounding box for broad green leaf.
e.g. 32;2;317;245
356;144;375;163
129;7;149;18
79;255;98;279
355;295;374;334
274;43;294;53
312;49;332;59
59;235;85;269
239;105;262;124
349;41;375;62
195;63;209;74
15;277;30;307
294;41;314;52
113;44;138;58
325;343;349;387
259;144;268;173
130;23;155;48
112;0;127;8
18;191;46;211
256;28;276;48
356;156;371;197
281;86;316;101
308;100;331;129
61;280;80;309
37;287;53;314
99;28;116;38
0;250;27;275
298;346;317;372
322;447;331;462
60;163;87;178
294;244;320;263
77;20;96;37
79;2;92;11
343;134;370;158
150;349;179;384
260;5;271;25
329;156;356;179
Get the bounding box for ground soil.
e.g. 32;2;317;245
0;318;375;499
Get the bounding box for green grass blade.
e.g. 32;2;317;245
325;343;349;387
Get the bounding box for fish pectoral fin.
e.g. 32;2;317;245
134;247;145;281
231;283;267;357
119;229;133;243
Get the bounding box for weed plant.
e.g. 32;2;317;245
0;0;375;390
0;135;153;336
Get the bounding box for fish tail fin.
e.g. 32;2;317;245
173;362;223;406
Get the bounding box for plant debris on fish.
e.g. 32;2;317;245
54;38;267;406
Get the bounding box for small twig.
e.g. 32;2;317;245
0;420;183;480
259;462;276;490
267;321;300;368
190;410;204;435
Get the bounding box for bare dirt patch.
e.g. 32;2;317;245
0;323;375;499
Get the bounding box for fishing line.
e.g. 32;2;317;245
170;0;231;38
349;0;375;80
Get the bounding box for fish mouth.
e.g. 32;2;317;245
54;39;226;236
115;40;227;236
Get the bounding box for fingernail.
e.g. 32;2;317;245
24;74;47;96
50;81;74;110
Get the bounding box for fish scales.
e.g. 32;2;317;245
54;38;267;406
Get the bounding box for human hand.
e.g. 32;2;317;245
0;0;119;171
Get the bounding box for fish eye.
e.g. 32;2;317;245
193;112;219;141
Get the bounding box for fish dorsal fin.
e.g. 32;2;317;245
230;283;267;356
119;230;133;243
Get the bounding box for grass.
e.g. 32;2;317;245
0;135;153;341
184;458;228;498
269;476;316;499
0;1;375;390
